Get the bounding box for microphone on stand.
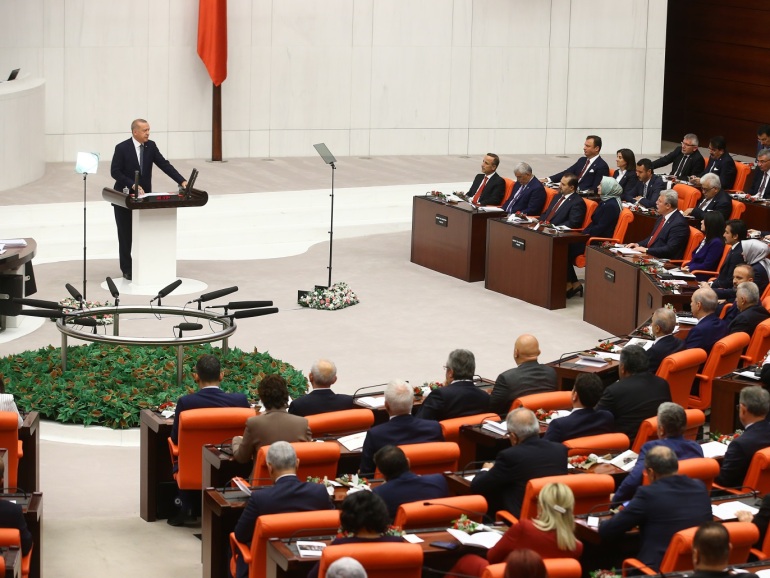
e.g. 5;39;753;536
133;170;139;198
65;283;84;307
207;300;274;315
460;460;493;476
12;298;65;310
219;307;279;322
69;316;98;334
352;382;390;398
187;286;239;309
16;309;64;319
175;322;203;337
421;501;496;529
150;279;182;305
106;277;120;305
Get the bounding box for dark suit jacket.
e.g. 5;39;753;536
170;387;250;444
690;189;733;221
640;210;690;259
596;373;672;441
288;389;355;417
542;408;614;443
646;334;686;374
539;193;587;228
701;153;738;190
372;471;450;519
682;313;729;355
749;167;770;198
0;501;31;555
615;169;639;197
489;362;558;417
651;149;706;179
110;137;185;194
233;410;312;463
503;179;547;215
415;380;490;421
729;304;770;336
598;475;712;571
359;414;444;475
550;156;609;191
468;173;505;206
715;420;770;488
471;437;567;517
687;237;725;280
583;199;621;238
712;243;744;290
627;174;665;207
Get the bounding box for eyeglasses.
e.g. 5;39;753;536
681;141;697;147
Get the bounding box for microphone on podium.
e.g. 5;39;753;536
421;501;495;529
150;279;183;305
187;286;239;308
207;300;274;315
219;307;279;322
12;298;65;310
65;283;84;307
174;322;203;337
106;277;120;304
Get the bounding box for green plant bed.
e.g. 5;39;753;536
0;343;308;429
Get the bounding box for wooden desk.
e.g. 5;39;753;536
139;410;175;521
410;195;501;282
623;211;658;245
711;373;759;435
636;271;695;325
735;197;770;231
203;445;252;490
547;355;620;391
14;493;41;578
485;219;588;310
18;412;39;494
583;246;640;336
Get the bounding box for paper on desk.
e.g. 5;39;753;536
612;247;642;255
664;279;689;285
676;316;698;325
477;206;504;213
668;269;696;279
625;338;654;350
161;409;175;418
610;449;639;472
736;370;761;381
0;239;27;247
507;215;532;224
481;421;508;436
356;396;385;409
575;355;609;368
337;431;367;452
403;533;423;544
700;441;728;459
232;477;252;495
753;570;770;578
595;352;621;361
712;501;758;520
297;541;326;558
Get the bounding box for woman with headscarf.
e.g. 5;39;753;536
566;176;623;298
741;239;770;296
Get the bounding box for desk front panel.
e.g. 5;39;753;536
583;247;640;336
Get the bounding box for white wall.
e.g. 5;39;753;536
0;0;667;163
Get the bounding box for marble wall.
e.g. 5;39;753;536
0;0;667;163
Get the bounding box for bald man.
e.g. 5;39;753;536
489;335;557;417
288;359;355;417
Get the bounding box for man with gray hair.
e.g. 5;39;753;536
646;308;685;374
626;189;690;259
358;379;443;475
716;385;770;488
729;281;770;336
684;172;732;221
651;133;705;179
232;441;333;578
416;349;490;421
749;148;770;199
612;402;703;504
470;408;567;517
681;287;729;355
326;557;367;578
289;359;354;417
502;162;547;215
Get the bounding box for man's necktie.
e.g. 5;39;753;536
699;197;711;210
647;217;666;247
139;144;145;175
472;176;488;204
759;173;768;198
544;196;565;222
673;155;688;178
578;159;589;179
643;182;648;198
506;182;528;212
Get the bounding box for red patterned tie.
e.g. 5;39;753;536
578;159;589;179
647;217;666;247
472;176;488;204
544;196;565;222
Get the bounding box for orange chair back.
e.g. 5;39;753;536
681;227;705;262
673;183;702;210
676;458;720;492
536;188;557;218
510;391;572;414
0;413;21;489
563;433;629;457
393;495;487;529
762;283;770;303
388;442;459;476
631;409;706;453
0;527;28;578
656;349;708;409
252;441;340;486
306;409;375;437
500;178;515;208
519;474;615;520
581;199;598;230
743;446;770;494
482;559;582;578
742;319;770;366
319;542;424;578
730;199;746;220
733;162;752;192
691;332;751;410
575;208;635;268
440;413;500;444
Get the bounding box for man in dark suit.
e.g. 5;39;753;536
359;380;444;475
233;442;334;578
709;219;747;292
627;190;690;259
729;281;770;336
371;445;449;520
690;522;760;578
682;287;729;355
110;118;187;280
651;133;706;179
627;158;665;207
539;173;586;228
646;308;686;374
596;345;671;442
502;162;547;215
288;359;354;417
0;461;31;556
599;446;712;572
715;385;770;488
490;334;557;417
543;373;614;443
416;349;490;421
471;408;567;517
467;153;505;206
684;173;732;221
690;136;737;190
544;135;609;192
749;148;770;198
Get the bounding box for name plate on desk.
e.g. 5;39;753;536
604;268;616;283
511;236;525;250
435;214;448;227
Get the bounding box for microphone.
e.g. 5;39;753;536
68;316;98;334
175;322;202;337
17;309;64;319
220;307;279;321
460;460;492;475
151;279;182;303
558;349;590;362
352;382;390;397
207;300;274;310
421;501;494;529
133;170;139;197
106;277;120;299
188;286;239;305
12;298;64;310
65;283;83;303
286;526;340;545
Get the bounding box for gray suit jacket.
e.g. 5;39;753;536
233;409;312;463
489;361;558;416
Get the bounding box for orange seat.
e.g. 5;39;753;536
393;495;487;530
673;183;702;210
440;413;500;444
0;413;23;490
229;509;340;578
574;208;634;268
318;542;424;578
390;442;459;476
563;433;630;457
499;177;515;208
690;332;751;410
581;199;598;230
741;319;770;366
669;227;705;265
729;199;746;220
534;188;557;218
741;446;770;495
305;408;375;437
642;458;720;492
167;407;254;490
690;243;730;279
656;349;708;409
731;162;752;193
0;528;30;578
510;391;573;414
482;558;582;578
517;474;615;521
252;441;340;486
631;409;706;453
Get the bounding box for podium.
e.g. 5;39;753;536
0;238;37;332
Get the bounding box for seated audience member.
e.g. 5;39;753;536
614;148;639;197
0;461;31;556
612;402;703;504
645;308;685;374
708;219;748;291
359;380;443;475
467;153;505;206
470;408;567;518
232;374;312;464
715;385;770;488
489;334;557;417
596;345;671;442
307;492;404;578
626;158;665;207
501;550;547;578
690;136;737;190
737;494;770;549
232;442;333;578
543;135;609;192
371;445;449;519
729;281;770;336
288;359;354;417
599;446;712;572
543;374;614;443
759;125;770;155
716;264;755;324
749;148;770;199
445;483;582;578
0;373;24;428
682;287;729;355
502;162;547;215
651;133;705;179
681;211;725;281
684;173;732;221
740;239;770;296
626;190;689;259
566;176;622;297
689;522;761;578
416;349;490;421
326;558;367;578
539;173;586;228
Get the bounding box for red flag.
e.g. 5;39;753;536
197;0;227;86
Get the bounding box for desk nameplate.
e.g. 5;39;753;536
604;267;615;283
435;214;448;227
511;236;525;250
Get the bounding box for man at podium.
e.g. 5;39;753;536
110;118;187;280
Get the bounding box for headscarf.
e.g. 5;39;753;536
741;239;770;280
599;176;623;208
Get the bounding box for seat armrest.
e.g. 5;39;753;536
622;557;655;576
229;531;252;565
495;510;518;525
751;546;768;561
586;236;620;246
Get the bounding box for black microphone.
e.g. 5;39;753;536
175;322;203;337
207;300;274;310
352;382;390;397
106;277;120;299
188;286;239;304
151;279;182;303
421;501;492;526
460;460;493;475
286;526;341;545
12;298;64;310
65;283;83;303
558;349;591;362
71;317;97;326
133;170;139;197
224;307;279;320
17;309;64;319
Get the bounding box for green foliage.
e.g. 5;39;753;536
0;343;307;429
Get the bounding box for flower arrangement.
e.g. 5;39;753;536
427;190;448;201
568;454;599;470
337;525;404;538
59;297;114;325
451;514;480;533
535;408;558;422
336;474;369;488
710;430;743;444
413;385;424;398
307;475;334;487
596;340;615;352
424;381;444;391
590;569;620;578
298;282;359;311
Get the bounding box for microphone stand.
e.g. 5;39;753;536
74;152;99;300
313;143;338;289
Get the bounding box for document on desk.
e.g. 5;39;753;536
700;441;728;459
481;421;508;436
712;501;758;520
676;316;698;325
610;449;638;472
625;338;653;350
337;431;367;452
476;206;504;213
297;541;326;557
735;370;761;381
0;239;27;248
446;528;502;549
611;247;642;255
668;269;696;279
356;396;385;409
575;355;609;368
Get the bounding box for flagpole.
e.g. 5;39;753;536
212;83;222;161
